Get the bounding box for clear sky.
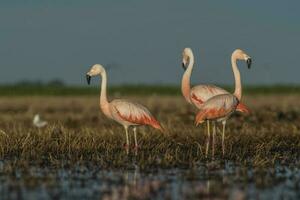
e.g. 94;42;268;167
0;0;299;86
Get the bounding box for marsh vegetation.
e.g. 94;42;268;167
0;94;299;199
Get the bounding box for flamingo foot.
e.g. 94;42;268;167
123;144;130;154
132;145;140;151
123;143;130;150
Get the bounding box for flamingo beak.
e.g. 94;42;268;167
86;74;91;85
246;58;252;69
182;62;187;70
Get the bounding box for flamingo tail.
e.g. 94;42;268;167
236;103;251;114
149;118;164;132
195;110;208;126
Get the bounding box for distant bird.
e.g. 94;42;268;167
181;48;250;157
86;64;163;154
33;114;48;128
194;49;252;157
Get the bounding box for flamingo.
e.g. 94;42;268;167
86;64;163;154
194;49;252;157
181;48;250;157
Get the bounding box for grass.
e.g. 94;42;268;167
0;94;299;170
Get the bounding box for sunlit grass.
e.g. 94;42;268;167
0;95;299;169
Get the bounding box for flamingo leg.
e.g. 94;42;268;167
205;120;210;158
124;126;129;154
133;127;138;147
222;121;226;157
133;127;138;154
212;121;216;159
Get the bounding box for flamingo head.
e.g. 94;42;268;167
182;48;193;70
86;64;105;85
233;49;252;69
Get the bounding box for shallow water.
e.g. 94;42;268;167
0;161;300;200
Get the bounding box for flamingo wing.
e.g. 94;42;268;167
195;94;239;125
191;85;250;114
110;99;162;130
190;84;229;108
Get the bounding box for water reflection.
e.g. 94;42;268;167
0;160;299;199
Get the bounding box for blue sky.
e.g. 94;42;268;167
0;0;299;86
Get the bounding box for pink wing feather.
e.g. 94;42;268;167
190;84;228;108
191;85;250;114
195;94;239;125
110;99;162;131
236;103;251;114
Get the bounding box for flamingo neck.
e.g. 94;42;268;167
99;70;112;118
181;53;194;103
231;55;242;101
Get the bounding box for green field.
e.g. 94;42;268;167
1;84;300;96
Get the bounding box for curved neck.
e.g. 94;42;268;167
99;70;111;117
181;53;194;103
231;55;242;101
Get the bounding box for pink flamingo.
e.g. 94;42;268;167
181;48;250;157
194;49;252;157
86;64;163;154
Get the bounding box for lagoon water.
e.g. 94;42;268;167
0;161;299;200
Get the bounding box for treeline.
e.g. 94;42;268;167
0;81;300;96
14;79;65;87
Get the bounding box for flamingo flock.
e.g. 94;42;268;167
86;48;252;157
181;48;251;157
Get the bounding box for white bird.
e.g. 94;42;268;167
33;114;48;128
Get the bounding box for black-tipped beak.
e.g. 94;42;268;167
246;58;252;69
182;62;187;71
86;74;91;85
